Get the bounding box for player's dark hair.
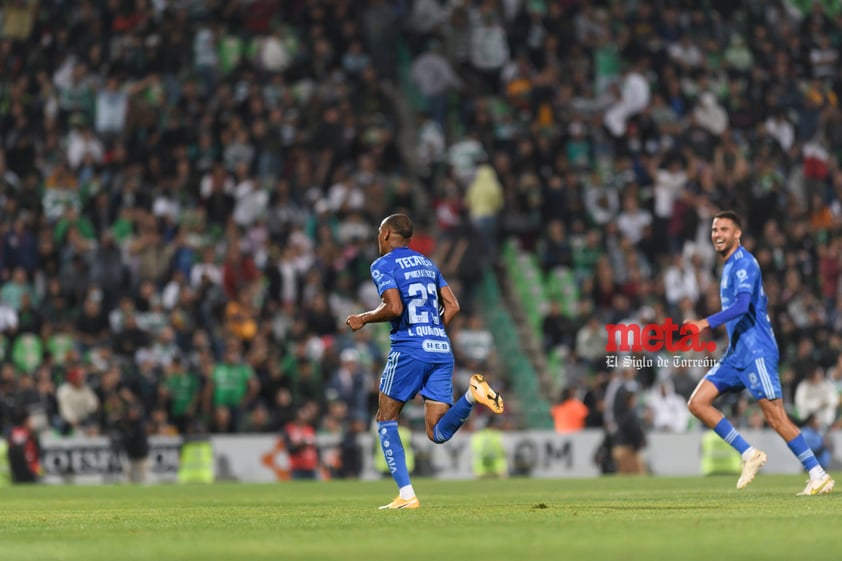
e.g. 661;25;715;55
383;214;414;240
714;210;742;229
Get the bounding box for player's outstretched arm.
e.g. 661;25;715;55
704;292;750;330
439;285;460;328
345;288;403;332
684;293;751;332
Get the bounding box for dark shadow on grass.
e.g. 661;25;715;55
583;505;719;511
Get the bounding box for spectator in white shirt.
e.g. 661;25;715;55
663;252;699;308
224;130;255;171
95;77;128;135
448;130;486;186
810;34;838;80
575;315;609;367
135;325;181;370
66;121;104;169
417;112;446;185
469;9;510;93
454;314;494;364
410;41;463;128
232;165;268;227
603;61;651;137
795;366;838;429
327;168;365;215
200;164;235;199
57;367;100;435
764;109;795;152
646;377;690;432
616;193;652;245
191;247;222;289
652;156;687;242
258;29;293;73
408;0;448;38
584;176;620;226
668;35;704;70
193;25;218;94
0;302;18;333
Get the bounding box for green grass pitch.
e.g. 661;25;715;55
0;475;839;561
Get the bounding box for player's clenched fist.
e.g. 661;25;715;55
345;314;366;331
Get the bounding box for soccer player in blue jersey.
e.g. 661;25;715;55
685;211;834;495
345;214;504;509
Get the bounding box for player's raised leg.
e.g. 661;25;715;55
688;378;765;489
424;368;504;444
755;397;835;496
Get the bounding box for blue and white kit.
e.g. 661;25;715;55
704;246;781;400
370;247;455;404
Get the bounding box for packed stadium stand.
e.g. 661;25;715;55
1;0;842;478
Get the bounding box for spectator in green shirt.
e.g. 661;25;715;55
54;206;96;245
205;341;259;431
11;333;42;375
162;357;199;434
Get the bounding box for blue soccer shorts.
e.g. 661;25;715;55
704;355;782;401
379;351;455;404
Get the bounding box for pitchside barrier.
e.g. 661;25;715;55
35;430;839;485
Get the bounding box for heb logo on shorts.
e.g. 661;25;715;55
605;319;716;353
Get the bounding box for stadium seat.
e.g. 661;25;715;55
478;269;552;429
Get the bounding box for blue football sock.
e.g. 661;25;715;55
432;396;473;443
377;420;411;488
713;417;751;454
787;433;820;471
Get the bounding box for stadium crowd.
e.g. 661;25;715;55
0;0;428;456
403;0;842;449
1;0;842;478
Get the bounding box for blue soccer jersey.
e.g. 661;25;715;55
370;247;453;363
718;246;779;367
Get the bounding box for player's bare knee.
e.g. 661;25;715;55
687;396;702;416
426;424;451;443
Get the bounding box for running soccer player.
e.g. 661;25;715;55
685;210;834;495
345;214;504;509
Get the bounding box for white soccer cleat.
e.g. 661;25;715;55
797;474;835;496
736;449;767;490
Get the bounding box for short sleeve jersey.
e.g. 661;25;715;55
719;246;779;367
370;247;453;362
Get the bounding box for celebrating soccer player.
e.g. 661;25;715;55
685;211;834;495
346;214;504;509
